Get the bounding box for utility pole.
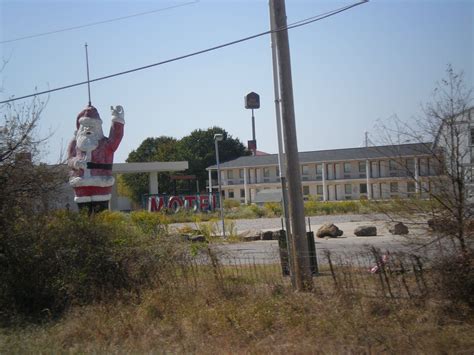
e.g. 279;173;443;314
270;0;312;291
365;131;371;200
269;0;293;286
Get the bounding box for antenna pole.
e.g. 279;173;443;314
85;43;92;106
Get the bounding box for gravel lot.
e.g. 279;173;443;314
171;213;392;236
171;214;442;265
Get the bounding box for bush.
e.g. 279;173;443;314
304;200;362;215
224;199;241;209
0;210;169;321
249;204;265;218
433;251;474;309
130;210;169;236
263;202;282;217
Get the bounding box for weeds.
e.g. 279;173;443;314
1;210;473;353
157;199;439;224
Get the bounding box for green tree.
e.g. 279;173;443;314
122;128;248;203
122;136;181;203
179;127;249;192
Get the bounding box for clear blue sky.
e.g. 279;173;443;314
1;0;473;164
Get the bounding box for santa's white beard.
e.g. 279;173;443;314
76;132;101;152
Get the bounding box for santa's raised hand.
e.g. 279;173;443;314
111;105;125;124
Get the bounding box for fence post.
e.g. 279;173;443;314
306;231;318;275
277;229;290;276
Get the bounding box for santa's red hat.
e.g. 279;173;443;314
76;105;102;129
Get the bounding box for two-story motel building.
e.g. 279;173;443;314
206;143;437;204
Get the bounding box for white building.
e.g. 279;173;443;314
207;143;438;203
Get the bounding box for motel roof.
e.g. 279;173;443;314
206;143;433;170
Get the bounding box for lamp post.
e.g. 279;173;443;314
214;133;225;238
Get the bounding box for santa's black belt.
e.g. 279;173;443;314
86;162;113;170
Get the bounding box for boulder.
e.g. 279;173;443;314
189;235;207;243
272;230;284;240
354;225;377;237
243;235;261;242
427;217;456;232
316;223;343;238
389;222;409;235
261;231;274;240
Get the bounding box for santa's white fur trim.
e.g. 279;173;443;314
111;117;125;125
74;194;111;203
69;175;115;187
79;116;102;125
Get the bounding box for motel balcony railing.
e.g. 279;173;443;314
209;170;438;188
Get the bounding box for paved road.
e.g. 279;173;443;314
212;233;427;267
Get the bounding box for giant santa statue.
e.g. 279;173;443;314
67;105;124;212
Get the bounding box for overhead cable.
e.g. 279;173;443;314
0;1;199;44
0;0;368;105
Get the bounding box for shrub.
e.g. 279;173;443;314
130;210;169;236
225;205;260;219
249;204;265;218
432;251;474;309
0;210;169;321
224;199;241;209
263;202;282;217
304;200;362;215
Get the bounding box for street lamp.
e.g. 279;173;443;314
214;133;225;238
245;92;260;156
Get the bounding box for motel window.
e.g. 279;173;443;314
276;166;280;177
358;161;366;173
407;181;416;193
428;158;437;176
390;182;399;193
344;162;351;173
406;158;415;175
303;186;310;195
227;170;234;179
471;128;474;145
240;189;245;198
301;165;309;175
228;190;234;198
389;160;398;171
360;183;367;194
317;185;323;195
345;184;352;195
316;164;322;174
239;169;244;179
263;167;270;178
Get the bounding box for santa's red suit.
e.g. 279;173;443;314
67;105;124;204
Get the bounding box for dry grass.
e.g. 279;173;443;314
1;258;473;354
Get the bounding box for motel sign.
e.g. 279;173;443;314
148;193;218;213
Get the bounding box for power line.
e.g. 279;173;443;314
0;0;368;105
0;1;199;44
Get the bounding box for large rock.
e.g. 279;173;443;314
261;231;274;240
272;230;284;240
316;223;343;238
243;234;261;242
427;217;456;232
354;225;377;237
389;222;409;235
189;235;207;243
